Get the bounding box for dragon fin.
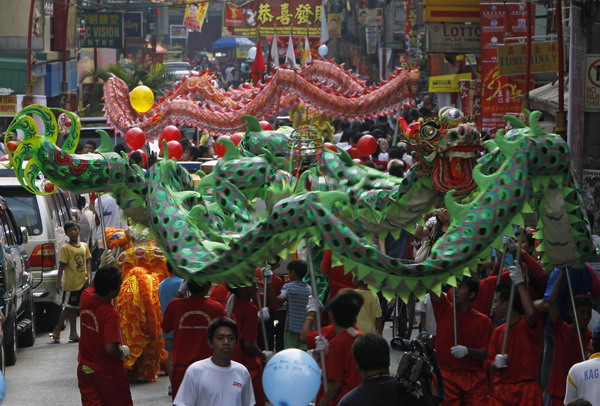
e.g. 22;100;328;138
242;115;263;132
95;130;115;153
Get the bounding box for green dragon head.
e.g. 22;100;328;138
406;106;483;194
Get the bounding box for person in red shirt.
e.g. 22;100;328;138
77;266;133;406
161;280;226;399
228;282;272;406
255;261;283;351
321;249;355;303
319;290;364;406
545;268;593;406
209;281;230;308
488;265;544;406
430;277;492;405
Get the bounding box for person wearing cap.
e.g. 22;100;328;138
564;320;600;404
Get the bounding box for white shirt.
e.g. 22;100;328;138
94;194;127;248
564;352;600;404
415;293;436;336
174;358;255;406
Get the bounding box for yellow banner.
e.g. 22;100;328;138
183;1;209;32
0;95;17;115
428;72;472;93
497;41;559;76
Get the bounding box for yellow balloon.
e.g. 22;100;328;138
129;85;155;113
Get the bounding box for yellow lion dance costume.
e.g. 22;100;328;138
106;227;169;382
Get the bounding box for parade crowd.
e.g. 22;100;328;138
49;102;600;406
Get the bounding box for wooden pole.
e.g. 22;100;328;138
555;0;567;140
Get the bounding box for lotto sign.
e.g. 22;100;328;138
585;54;600;112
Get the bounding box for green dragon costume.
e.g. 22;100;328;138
4;105;596;300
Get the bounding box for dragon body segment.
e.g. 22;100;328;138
4;106;596;300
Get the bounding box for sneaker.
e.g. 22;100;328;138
168;385;172;396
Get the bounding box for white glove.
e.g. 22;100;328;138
493;354;508;369
100;250;115;268
450;345;468;359
261;267;273;284
119;345;130;359
306;295;322;314
508;264;524;285
502;236;517;253
258;307;270;321
262;351;274;363
315;335;329;354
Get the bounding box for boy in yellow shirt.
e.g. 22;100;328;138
50;221;91;343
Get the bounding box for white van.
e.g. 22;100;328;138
0;176;94;330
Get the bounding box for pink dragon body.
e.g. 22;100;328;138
103;60;418;139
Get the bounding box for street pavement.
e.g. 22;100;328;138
3;318;408;405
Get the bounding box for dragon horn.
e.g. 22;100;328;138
242;115;263;132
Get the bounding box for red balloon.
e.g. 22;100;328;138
215;136;229;157
166;140;183;160
259;120;273;131
128;149;148;168
357;135;377;156
125;127;146;150
161;125;182;143
324;142;337;152
230;133;243;146
349;147;360;159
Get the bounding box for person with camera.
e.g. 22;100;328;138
430;277;492;405
338;334;434;405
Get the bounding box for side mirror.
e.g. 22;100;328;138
19;226;29;245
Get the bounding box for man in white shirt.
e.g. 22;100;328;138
564;320;600;404
174;317;255;406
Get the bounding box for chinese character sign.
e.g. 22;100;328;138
184;1;209;32
479;3;535;132
81;12;123;48
223;0;323;37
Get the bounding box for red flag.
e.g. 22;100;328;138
251;37;265;86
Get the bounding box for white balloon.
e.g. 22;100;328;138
318;44;328;56
247;47;257;60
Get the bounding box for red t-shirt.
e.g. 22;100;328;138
231;297;260;368
306;324;336;350
432;294;492;372
209;282;231;308
78;287;124;372
487;315;544;384
546;319;592;398
322;250;355;301
469;272;510;316
161;296;226;367
325;329;362;406
255;268;283;311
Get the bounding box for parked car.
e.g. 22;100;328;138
0;195;34;366
164;61;198;80
0;176;93;331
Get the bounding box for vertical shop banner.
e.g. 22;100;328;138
479;3;534;133
222;0;323;37
366;26;379;55
183;1;209;32
327;14;341;38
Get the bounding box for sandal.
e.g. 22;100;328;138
68;338;79;343
49;333;60;343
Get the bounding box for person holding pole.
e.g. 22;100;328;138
487;264;544;406
564;320;600;404
545;269;592;406
429;277;492;405
318;290;364;406
277;260;312;349
77;266;132;406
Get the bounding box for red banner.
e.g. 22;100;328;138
479;3;535;133
222;0;323;37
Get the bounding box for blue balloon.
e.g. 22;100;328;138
0;370;6;403
262;349;321;406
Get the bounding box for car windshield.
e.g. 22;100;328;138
166;62;190;72
2;190;42;236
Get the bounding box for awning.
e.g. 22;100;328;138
528;77;568;116
211;37;255;50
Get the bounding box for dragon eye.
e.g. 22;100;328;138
421;124;438;140
444;108;464;122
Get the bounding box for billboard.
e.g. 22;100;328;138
497;41;558;76
222;0;323;37
81;12;123;48
426;23;480;53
